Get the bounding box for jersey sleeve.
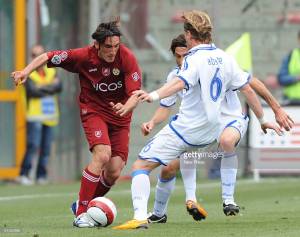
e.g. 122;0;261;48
177;55;199;90
47;48;83;73
228;56;251;91
122;49;142;96
159;69;178;107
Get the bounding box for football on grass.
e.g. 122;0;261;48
87;197;117;227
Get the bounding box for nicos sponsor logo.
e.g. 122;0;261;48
93;81;123;92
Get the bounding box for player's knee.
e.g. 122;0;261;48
132;161;144;171
161;165;177;179
219;136;235;153
92;150;111;166
105;170;121;184
132;159;158;172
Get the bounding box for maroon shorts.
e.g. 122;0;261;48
81;113;130;162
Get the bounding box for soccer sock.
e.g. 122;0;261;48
221;153;238;203
131;170;150;221
180;166;197;202
76;167;100;216
93;170;112;198
153;176;176;217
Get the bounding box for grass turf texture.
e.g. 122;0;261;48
0;178;300;237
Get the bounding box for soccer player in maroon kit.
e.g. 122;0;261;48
11;20;142;227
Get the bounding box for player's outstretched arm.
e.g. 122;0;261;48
134;77;185;102
11;53;49;86
141;107;172;136
250;77;294;131
110;93;140;117
240;84;283;135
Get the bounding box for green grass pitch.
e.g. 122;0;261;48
0;178;300;237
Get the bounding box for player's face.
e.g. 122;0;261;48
97;36;120;63
174;46;188;68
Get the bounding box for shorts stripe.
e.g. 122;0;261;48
168;123;210;147
225;120;237;128
138;156;167;166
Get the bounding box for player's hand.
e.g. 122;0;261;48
109;102;131;117
132;90;152;103
274;107;294;131
141;121;155;136
11;70;28;86
261;122;283;136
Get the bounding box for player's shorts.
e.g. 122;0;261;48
217;114;249;146
139;124;211;165
80;113;130;162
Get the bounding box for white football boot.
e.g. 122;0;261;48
73;212;96;228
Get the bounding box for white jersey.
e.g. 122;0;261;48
169;43;250;146
160;67;247;118
221;90;243;118
159;67;182;107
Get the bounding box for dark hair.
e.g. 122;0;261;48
184;22;212;43
170;34;187;55
91;20;122;43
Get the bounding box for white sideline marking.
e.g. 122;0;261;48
0;193;75;201
0;178;294;202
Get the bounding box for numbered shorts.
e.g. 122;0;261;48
139;124;208;165
80;113;130;162
217;114;249;146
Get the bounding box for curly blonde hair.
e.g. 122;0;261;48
182;10;213;43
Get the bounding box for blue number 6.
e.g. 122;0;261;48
210;68;222;102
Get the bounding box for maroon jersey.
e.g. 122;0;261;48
47;44;141;125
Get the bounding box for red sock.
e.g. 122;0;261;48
93;170;113;198
76;168;100;216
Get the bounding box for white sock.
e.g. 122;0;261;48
180;166;197;202
131;171;150;220
221;153;238;204
153;176;176;217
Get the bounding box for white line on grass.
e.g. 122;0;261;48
0;183;213;202
0;178;295;202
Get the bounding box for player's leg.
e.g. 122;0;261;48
113;159;160;230
219;127;239;215
74;115;112;227
74;144;112;227
114;125;187;230
219;117;248;216
148;159;179;223
96;155;125;197
180;153;208;221
94;124;129;198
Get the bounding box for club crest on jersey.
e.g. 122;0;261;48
51;51;68;65
113;68;120;76
61;51;68;61
102;68;110;76
94;130;102;138
51;55;61;65
132;72;139;81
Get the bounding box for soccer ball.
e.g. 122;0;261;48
87;197;117;227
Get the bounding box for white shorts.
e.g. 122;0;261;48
139;125;210;165
217;114;249;146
